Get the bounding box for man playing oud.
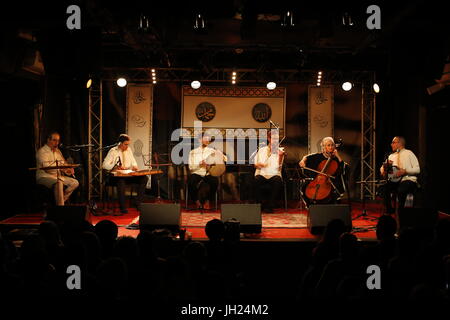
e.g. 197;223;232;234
380;136;420;214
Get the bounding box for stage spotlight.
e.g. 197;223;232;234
342;81;353;91
116;78;127;87
373;83;380;93
194;13;206;31
281;10;295;27
231;71;237;84
342;12;354;26
266;82;276;90
191;80;201;89
86;78;92;89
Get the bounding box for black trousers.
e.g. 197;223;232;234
115;175;149;210
188;174;219;203
254;175;283;209
382;180;417;213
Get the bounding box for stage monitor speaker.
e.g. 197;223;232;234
221;204;262;233
139;203;181;233
45;205;89;229
307;204;352;235
398;207;438;231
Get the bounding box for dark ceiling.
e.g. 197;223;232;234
1;0;449;83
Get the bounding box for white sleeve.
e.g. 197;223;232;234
254;148;262;165
130;151;138;168
406;151;420;175
189;150;199;171
102;149;116;171
36;149;46;167
36;149;53;167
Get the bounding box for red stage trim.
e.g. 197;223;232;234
0;202;381;241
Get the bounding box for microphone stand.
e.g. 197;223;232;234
153;152;161;202
142;152;170;203
354;180;381;221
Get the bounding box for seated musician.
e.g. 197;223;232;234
253;130;285;213
298;137;344;205
188;133;224;210
102;134;148;214
36;131;79;206
380;136;420;214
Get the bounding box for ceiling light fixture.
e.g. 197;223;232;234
266;82;276;90
191;80;201;89
373;83;380;93
342;81;353;91
116;77;127;87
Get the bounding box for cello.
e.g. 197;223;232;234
303;140;342;203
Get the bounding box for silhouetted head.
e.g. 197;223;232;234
322;219;347;242
205;219;225;242
114;236;139;265
137;230;156;259
183;241;207;265
94;220;118;258
96;257;128;299
339;232;359;260
94;220;118;243
39;220;63;248
80;231;102;272
376;214;397;241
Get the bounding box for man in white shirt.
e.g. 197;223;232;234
188;133;220;209
254;130;285;213
380;136;420;214
36;132;79;206
103;134;148;214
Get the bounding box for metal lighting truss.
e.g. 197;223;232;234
88;81;103;201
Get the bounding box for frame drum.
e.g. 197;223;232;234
205;151;226;177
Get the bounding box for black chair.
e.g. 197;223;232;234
184;165;219;210
33;183;55;211
251;173;288;211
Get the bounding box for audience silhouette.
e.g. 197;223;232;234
1;212;449;306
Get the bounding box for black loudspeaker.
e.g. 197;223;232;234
398;207;438;231
45;205;89;229
139;203;181;232
221;204;262;233
307;204;352;235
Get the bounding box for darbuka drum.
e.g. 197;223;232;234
205;151;226;177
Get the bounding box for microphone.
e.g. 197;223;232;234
103;142;120;149
335;138;343;148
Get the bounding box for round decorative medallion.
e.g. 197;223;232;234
195;102;216;122
252;103;272;123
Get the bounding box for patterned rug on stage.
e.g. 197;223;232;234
181;212;308;228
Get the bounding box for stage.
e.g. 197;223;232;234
0;201;382;242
